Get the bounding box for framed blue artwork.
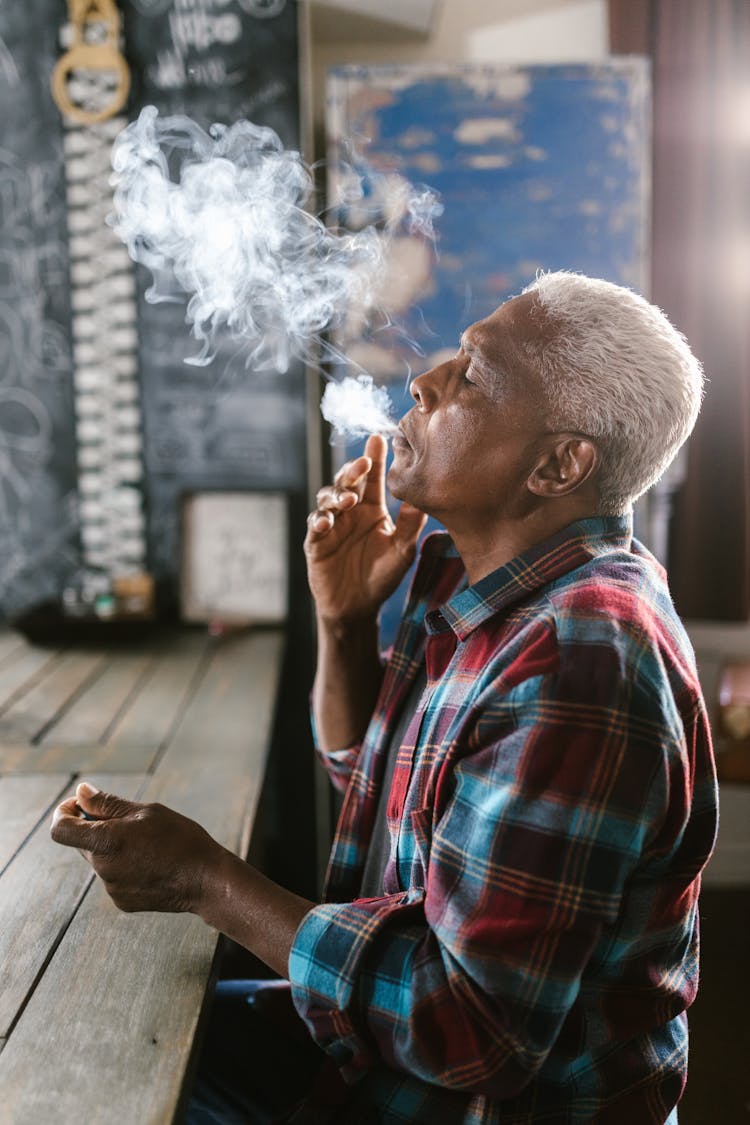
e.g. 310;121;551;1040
326;61;651;646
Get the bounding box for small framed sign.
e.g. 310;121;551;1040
180;491;288;625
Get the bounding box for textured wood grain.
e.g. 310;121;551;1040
0;774;71;874
106;630;209;754
0;652;106;744
0;883;217;1125
42;652;153;746
0;644;62;715
153;630;284;852
0;629;284;1123
0;631;28;666
0;773;146;1039
0;741;157;774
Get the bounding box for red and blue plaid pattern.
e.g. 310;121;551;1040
289;517;718;1123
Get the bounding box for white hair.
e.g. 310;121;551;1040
522;271;705;515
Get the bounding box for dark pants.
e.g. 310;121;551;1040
185;982;683;1125
185;980;342;1124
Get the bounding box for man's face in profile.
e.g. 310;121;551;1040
388;292;553;529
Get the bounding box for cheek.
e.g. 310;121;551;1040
430;412;491;477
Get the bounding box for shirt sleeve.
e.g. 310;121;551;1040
309;648;391;793
312;736;362;793
289;631;686;1099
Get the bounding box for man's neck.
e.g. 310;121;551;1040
447;504;600;586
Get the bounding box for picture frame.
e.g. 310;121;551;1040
180;491;288;625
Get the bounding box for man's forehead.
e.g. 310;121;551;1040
463;291;539;358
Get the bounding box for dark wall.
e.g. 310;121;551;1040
0;0;81;620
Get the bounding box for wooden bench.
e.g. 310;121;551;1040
0;626;283;1123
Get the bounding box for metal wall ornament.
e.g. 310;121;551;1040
51;0;151;619
51;0;131;126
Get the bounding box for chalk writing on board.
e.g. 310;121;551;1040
0;0;82;618
114;0;305;607
0;35;19;86
130;0;173;16
143;0;252;92
237;0;287;17
0;388;52;515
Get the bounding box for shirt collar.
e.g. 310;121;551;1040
425;515;633;641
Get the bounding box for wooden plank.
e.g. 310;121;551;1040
0;644;62;715
0;652;106;744
0;774;71;874
41;652;153;746
0;632;284;1124
0;772;146;1041
0;880;217;1125
0;742;158;775
106;630;209;752
0;631;29;666
154;630;284;850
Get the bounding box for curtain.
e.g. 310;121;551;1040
609;0;750;620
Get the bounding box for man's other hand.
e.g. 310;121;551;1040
304;433;426;625
50;782;225;915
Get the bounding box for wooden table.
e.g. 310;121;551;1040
0;625;284;1124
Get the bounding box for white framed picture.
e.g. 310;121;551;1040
180;491;288;625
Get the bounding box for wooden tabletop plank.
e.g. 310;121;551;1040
158;630;284;787
0;630;285;1123
0;774;71;874
0;644;62;716
0;631;30;666
106;630;209;752
0;883;217;1125
73;632;284;852
0;741;159;775
0;772;146;1041
0;652;106;744
42;652;154;746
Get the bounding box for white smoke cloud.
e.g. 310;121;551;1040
320;374;396;439
109;105;442;436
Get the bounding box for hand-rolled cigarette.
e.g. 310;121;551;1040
74;803;98;821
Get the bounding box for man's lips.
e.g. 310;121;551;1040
393;424;413;450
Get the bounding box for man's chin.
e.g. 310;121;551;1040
387;464;422;512
387;461;407;496
387;469;405;501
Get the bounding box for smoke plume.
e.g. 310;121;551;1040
110;105;442;435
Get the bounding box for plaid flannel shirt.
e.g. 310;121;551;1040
289;517;718;1124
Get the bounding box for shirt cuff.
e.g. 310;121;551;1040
309;705;362;792
288;889;425;1081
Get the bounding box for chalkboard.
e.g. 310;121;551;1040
0;0;306;620
121;0;307;611
0;0;81;620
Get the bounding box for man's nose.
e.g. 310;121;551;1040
409;361;449;409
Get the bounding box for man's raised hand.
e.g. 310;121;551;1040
304;433;426;625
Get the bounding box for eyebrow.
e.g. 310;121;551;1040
460;331;494;376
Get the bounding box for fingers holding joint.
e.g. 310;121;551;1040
314;485;358;514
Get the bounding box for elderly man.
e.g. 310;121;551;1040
52;272;717;1124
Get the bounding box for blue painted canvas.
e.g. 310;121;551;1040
326;61;651;645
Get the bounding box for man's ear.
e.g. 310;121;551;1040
527;435;599;498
